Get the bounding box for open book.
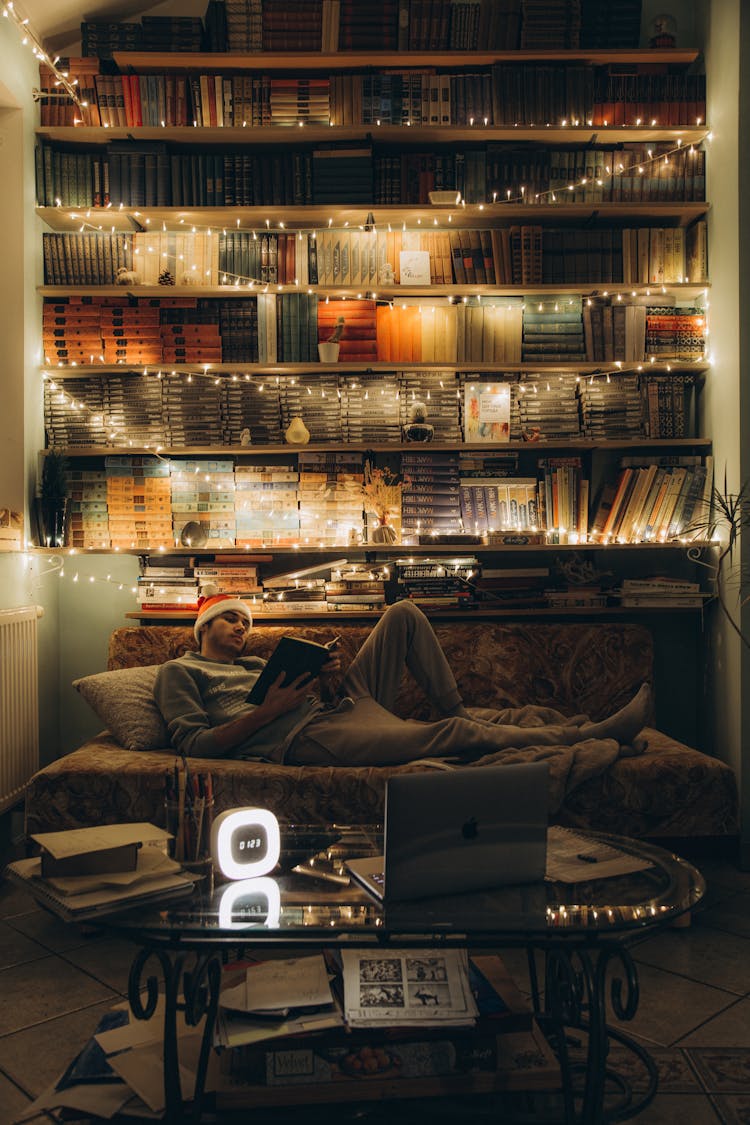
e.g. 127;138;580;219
247;635;339;704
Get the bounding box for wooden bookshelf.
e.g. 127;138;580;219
36;37;714;581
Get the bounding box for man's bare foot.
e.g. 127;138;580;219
579;684;651;745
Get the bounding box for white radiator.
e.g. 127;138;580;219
0;605;42;814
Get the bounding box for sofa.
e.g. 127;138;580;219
24;619;738;842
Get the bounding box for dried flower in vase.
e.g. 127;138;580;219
362;459;408;526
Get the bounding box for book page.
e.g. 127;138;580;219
545;826;653;883
341;948;477;1028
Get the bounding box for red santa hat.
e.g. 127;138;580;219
194;593;253;641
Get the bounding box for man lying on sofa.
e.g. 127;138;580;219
154;593;650;767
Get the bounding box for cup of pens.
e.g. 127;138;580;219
164;764;215;889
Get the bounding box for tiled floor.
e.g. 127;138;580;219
2;840;750;1124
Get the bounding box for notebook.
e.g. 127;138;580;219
346;761;549;903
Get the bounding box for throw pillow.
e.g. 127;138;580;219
74;666;170;751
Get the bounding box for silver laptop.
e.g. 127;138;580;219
346;761;549;903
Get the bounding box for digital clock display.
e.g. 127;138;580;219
231;830;269;865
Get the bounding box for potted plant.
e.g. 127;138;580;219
683;472;750;649
39;448;69;547
318;316;345;363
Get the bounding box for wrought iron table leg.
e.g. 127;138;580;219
537;942;658;1124
128;945;222;1123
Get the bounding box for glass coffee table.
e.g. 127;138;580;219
96;825;704;1125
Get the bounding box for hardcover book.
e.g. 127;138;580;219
247;635;339;704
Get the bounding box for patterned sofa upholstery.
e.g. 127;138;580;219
24;621;739;840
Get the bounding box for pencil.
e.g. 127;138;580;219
176;764;187;862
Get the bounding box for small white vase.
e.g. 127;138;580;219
285;417;311;445
318;342;340;363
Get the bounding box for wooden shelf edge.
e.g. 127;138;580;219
36;203;711;234
35;125;710;146
32;541;716;558
124;604;709;623
42;363;711;379
38;283;711;299
40;439;712;456
111;49;702;71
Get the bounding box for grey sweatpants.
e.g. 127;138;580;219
286;601;585;766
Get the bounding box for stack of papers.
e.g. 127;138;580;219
546;826;654;883
341;949;479;1029
5;823;195;921
215;955;344;1049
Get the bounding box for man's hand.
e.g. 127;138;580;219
257;672;314;720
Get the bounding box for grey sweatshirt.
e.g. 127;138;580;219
154;650;318;760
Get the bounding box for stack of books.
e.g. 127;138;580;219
401;451;463;540
516;374;581;440
234;462;301;548
66;466;110;550
225;377;284;447
394;557;476;608
325;567;387;611
615;577;707;609
578;373;643;440
105;455;173;551
170;457;237;548
297;452;364;547
5;823;194;922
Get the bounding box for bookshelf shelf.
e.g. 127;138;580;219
112;49;702;71
123;604;709;622
36;124;709;147
42;362;711;379
35;541;715;558
48;439;712;457
38;283;711;299
36;203;711;234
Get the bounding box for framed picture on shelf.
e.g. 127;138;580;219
463;383;511;443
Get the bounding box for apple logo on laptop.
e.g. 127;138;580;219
461;816;479;840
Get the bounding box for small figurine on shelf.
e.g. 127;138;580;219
403;400;434;442
649;14;677;47
180;269;199;286
159;267;175;286
240;428;252;447
115;266;142;285
380;261;395;285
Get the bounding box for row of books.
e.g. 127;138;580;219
78;0;642;58
55;448;711;550
40;222;709;291
43;291;706;368
489;223;707;288
44;367;697;453
35;140;708;212
41;61;706;132
590;455;712;544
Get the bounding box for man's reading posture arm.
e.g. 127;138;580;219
154;595;651;766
